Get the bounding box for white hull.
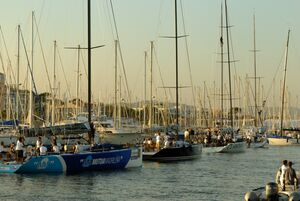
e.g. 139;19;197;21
268;137;300;146
203;142;246;153
126;146;143;168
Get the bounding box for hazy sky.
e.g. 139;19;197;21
0;0;299;108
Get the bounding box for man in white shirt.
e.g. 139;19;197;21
52;142;60;154
16;137;25;163
39;145;47;156
184;129;189;141
156;132;161;151
279;160;288;188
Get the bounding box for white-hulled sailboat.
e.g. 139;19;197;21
267;30;299;146
202;0;245;153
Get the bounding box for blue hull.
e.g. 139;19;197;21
61;149;131;173
16;155;66;173
11;148;131;174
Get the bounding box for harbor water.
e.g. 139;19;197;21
0;146;299;201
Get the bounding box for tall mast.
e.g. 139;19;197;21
252;14;258;127
16;25;20;121
114;40;118;128
224;0;234;137
118;75;121;128
175;0;179;127
220;3;224;127
149;41;153;130
29;11;34;127
87;0;92;124
76;45;80;117
280;30;291;137
51;40;57;125
87;0;93;144
143;51;147;127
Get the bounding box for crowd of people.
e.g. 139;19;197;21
143;127;240;151
0;135;87;163
182;128;236;147
143;130;192;152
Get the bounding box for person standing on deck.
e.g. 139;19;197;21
155;132;161;151
184;129;190;141
52;141;60;154
15;137;25;163
36;136;42;155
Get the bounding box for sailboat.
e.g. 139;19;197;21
267;30;299;146
0;0;140;173
241;14;268;149
95;40;142;145
202;0;245;153
142;0;201;162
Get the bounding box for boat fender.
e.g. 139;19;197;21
289;192;300;201
244;191;259;201
265;182;279;200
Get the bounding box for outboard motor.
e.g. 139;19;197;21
244;191;259;201
289;192;300;201
265;182;279;201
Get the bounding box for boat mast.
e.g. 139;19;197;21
252;14;258;127
280;30;291;137
29;11;34;127
143;51;147;128
76;45;80;117
175;0;179;127
87;0;92;142
149;41;153;130
51;40;57;125
118;75;121;128
220;3;224;127
224;0;234;137
16;25;20;121
114;40;118;129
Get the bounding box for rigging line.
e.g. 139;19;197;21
0;42;25;121
246;76;256;118
0;46;8;82
105;0;116;40
153;45;173;119
37;0;46;30
20;28;38;95
153;46;168;102
33;15;52;93
223;5;238;80
264;49;285;104
179;0;196;109
204;82;213;120
155;0;165;40
0;27;17;86
79;48;96;102
229;26;238;77
80;49;88;79
7;25;24;119
109;0;131;105
56;47;72;99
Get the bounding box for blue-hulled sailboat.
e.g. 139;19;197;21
0;0;137;174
